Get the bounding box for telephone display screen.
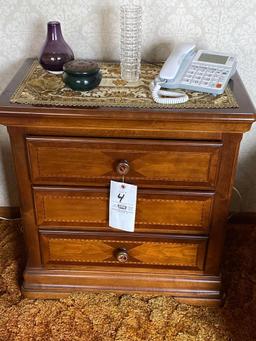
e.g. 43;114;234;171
198;53;228;64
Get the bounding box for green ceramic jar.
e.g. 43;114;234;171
62;59;102;91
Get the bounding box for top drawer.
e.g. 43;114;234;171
26;137;222;189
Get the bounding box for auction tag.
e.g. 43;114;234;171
109;180;137;232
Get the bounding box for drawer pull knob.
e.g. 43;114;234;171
116;248;129;263
116;160;130;176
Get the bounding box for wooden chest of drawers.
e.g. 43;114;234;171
0;59;255;305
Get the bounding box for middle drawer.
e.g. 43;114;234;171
33;187;214;234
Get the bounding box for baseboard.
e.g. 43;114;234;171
0;206;20;219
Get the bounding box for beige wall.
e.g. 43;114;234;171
0;0;256;209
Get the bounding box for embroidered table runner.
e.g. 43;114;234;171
11;60;238;109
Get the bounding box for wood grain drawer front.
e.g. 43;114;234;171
40;231;207;270
34;187;214;234
26;137;222;189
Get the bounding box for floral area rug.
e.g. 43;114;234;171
0;219;255;341
10;60;239;110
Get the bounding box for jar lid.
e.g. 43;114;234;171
63;59;100;75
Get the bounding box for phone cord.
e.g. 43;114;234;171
151;82;189;104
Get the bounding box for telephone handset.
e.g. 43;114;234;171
151;43;237;104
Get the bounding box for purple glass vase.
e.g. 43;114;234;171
39;21;74;74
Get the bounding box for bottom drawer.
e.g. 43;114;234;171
40;231;207;271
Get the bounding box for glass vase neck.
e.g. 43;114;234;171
47;21;63;41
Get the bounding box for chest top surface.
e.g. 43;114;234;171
0;58;255;134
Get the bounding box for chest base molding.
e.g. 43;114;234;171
22;267;222;306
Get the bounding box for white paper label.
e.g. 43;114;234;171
109;180;137;232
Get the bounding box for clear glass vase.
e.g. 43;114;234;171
39;21;74;74
120;4;142;82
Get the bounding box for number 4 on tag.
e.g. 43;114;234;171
109;180;137;232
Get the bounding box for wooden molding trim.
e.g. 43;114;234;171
0;206;20;219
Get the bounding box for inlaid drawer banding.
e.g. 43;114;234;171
34;187;214;233
27;137;222;188
40;231;207;270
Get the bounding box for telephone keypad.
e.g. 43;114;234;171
181;62;231;90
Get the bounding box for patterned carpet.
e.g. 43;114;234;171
0;220;255;341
